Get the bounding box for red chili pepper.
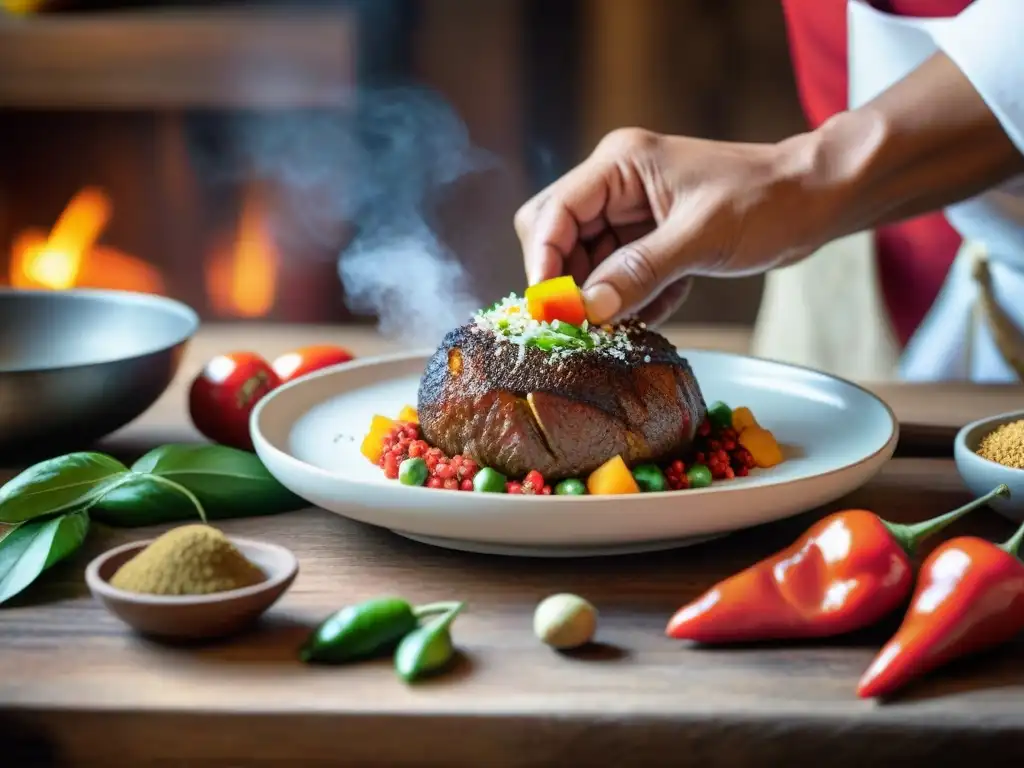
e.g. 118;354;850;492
857;493;1023;699
665;484;1010;644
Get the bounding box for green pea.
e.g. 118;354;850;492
686;464;713;489
632;463;667;493
473;467;507;493
554;478;587;495
299;597;418;664
706;401;733;432
399;457;428;486
394;602;464;682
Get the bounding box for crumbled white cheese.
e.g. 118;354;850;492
472;293;638;360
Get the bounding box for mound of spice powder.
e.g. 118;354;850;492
110;524;266;596
976;419;1024;470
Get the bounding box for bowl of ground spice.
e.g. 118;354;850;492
955;410;1024;521
85;524;298;640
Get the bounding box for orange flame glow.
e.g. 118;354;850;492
9;187;165;294
205;183;279;318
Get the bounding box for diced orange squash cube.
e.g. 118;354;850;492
524;275;587;326
360;414;396;464
731;406;760;433
587;455;641;495
398;404;419;424
738;426;784;469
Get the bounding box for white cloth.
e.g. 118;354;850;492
894;0;1024;381
752;0;1024;383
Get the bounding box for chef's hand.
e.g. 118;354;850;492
515;53;1024;327
514;128;826;326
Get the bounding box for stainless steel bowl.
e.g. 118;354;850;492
0;288;199;462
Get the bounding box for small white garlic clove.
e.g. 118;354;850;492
533;592;597;650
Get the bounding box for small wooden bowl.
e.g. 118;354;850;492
85;537;299;641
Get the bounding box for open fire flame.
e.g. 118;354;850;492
9;187;165;294
204;181;279;318
8;185;279;318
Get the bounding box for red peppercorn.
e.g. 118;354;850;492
443;478;459;491
506;481;523;494
667;470;690;491
460;459;478;480
426;477;444;489
540;485;552;495
459;478;474;491
698;419;712;437
524;470;544;488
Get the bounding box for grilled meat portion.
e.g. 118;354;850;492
416;319;706;480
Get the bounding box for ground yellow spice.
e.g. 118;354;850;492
976;420;1024;470
110;524;266;596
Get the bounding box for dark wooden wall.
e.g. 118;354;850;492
412;0;807;326
0;0;805;325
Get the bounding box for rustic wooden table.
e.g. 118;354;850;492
3;324;1024;767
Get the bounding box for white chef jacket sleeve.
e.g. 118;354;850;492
930;0;1024;154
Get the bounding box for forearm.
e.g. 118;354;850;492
781;50;1024;247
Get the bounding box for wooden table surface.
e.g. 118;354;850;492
3;324;1024;767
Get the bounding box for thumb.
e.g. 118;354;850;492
580;224;686;325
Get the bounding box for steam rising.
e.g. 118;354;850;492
201;87;498;346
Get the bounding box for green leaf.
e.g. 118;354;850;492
92;443;306;527
0;510;90;605
0;453;128;525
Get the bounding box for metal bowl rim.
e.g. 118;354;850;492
0;287;200;374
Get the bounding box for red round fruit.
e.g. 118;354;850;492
271;344;355;383
188;351;280;451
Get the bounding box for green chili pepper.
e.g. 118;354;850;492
632;464;667;492
399;457;428;486
299;597;418;664
394;601;464;682
473;467;507;493
686;464;713;489
554;478;587;495
706;401;733;432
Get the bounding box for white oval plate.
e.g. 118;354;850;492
251;349;898;558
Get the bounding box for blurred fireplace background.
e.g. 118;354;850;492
0;0;805;327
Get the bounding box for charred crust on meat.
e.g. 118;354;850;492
416;318;707;479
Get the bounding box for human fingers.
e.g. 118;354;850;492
636;277;694;327
514;158;620;286
580;217;690;324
